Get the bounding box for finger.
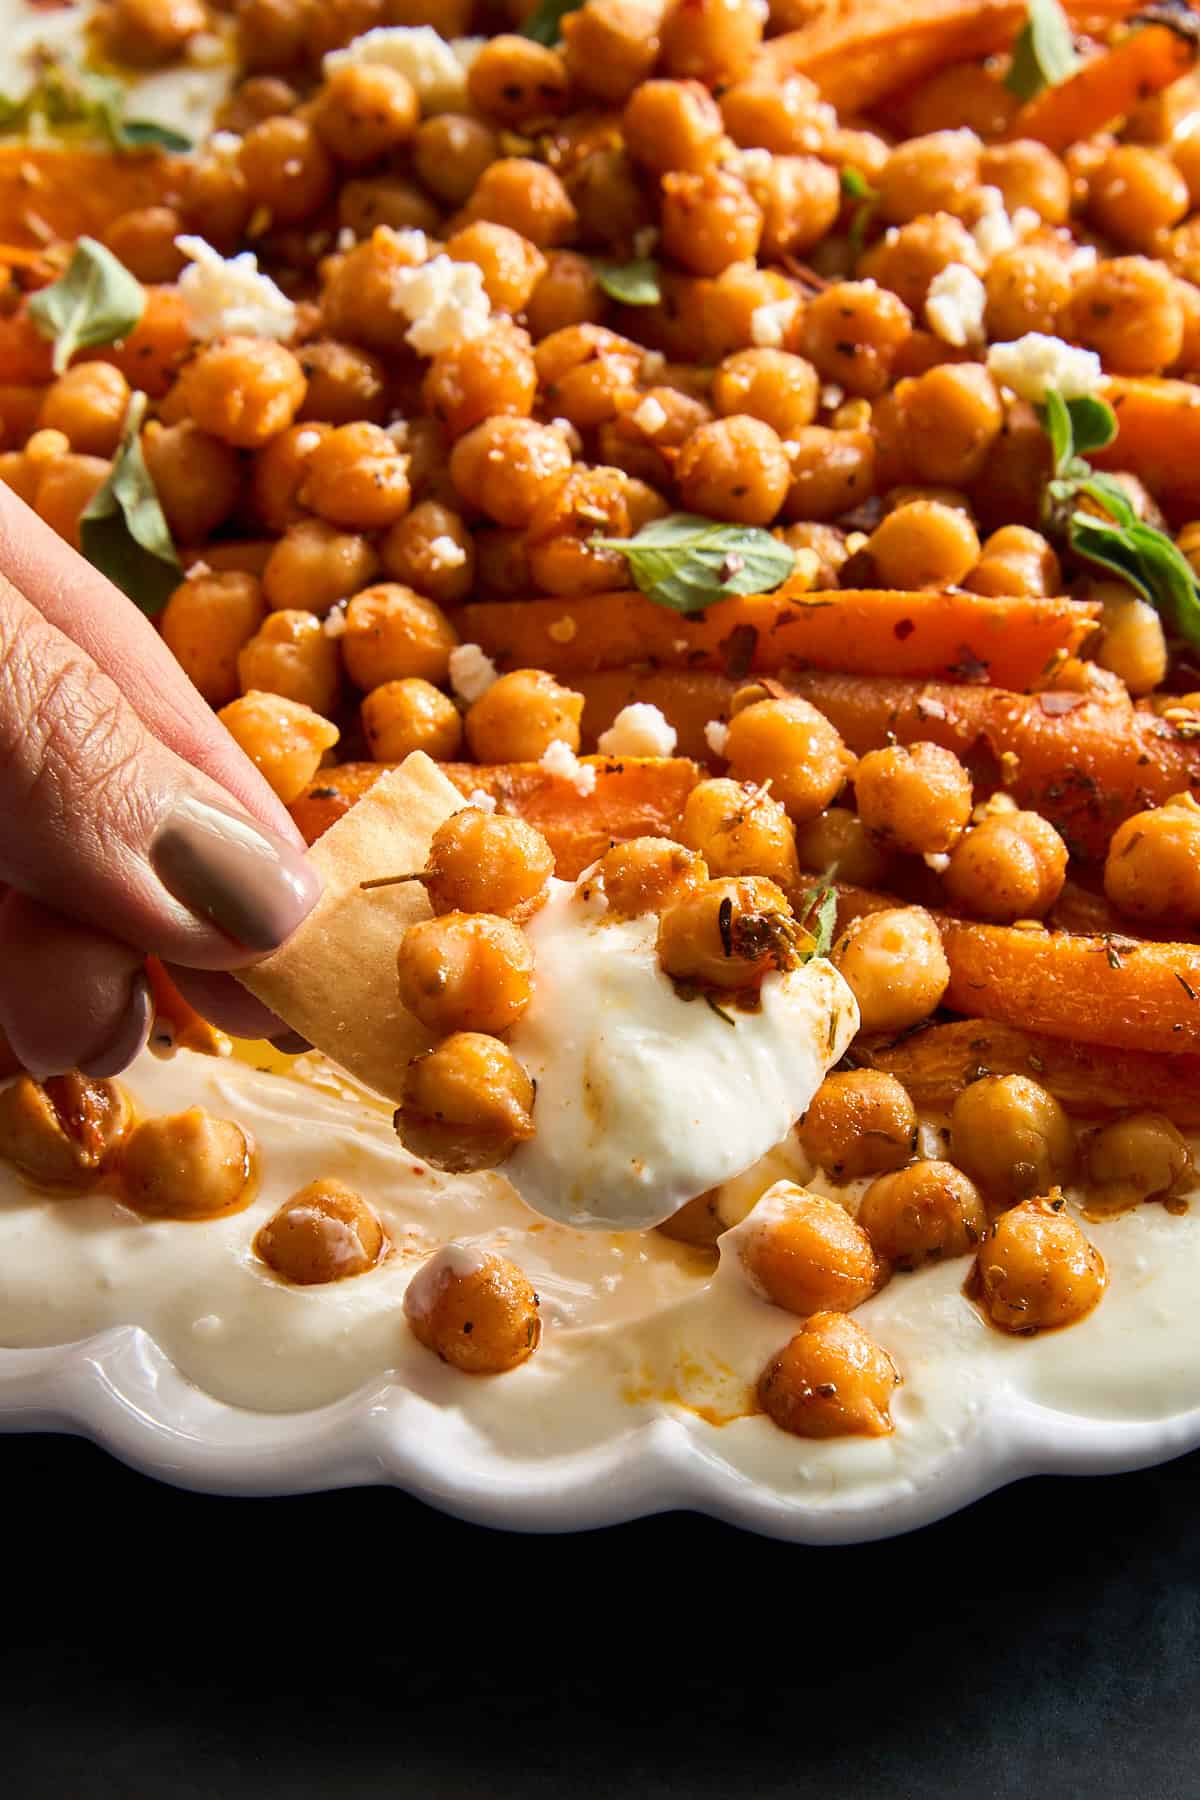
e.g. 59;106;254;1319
163;966;291;1042
0;484;303;848
0;892;153;1079
0;571;320;969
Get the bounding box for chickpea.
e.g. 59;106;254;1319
341;584;458;690
622;78;725;175
312;63;419;165
362;677;462;763
675;416;790;526
237;609;340;716
422;324;537;440
379;502;475;609
404;1244;541;1374
397;913;534;1037
218;692;339;805
719;72;826;154
832;906;950;1034
535;323;641;429
699;261;804;361
747;154;841;261
103;0;206;65
1066;257;1184;376
562;0;661;102
466;668;584;762
296;339;387;427
256;1178;385;1284
655;1188;724;1247
1088;144;1189;250
1104;794;1200;927
449;416;573;526
238;116;335;224
858;1160;987;1269
860;213;982;315
388;417;450;505
120;1108;253;1221
176;337;306;450
983;244;1073;343
660;0;762;83
565;146;653;253
1085;1113;1194;1211
526;251;607;338
724;697;854;822
320;225;430;350
262;518;380;617
308;0;382;61
0;1072;131;1189
710;348;819;439
214;74;299;136
396;1032;536;1173
854;741;973;856
798;1071;917;1181
950;1074;1075;1206
679;777;800;891
978;140;1071;224
657;874;798;990
793;807;892;888
387;0;472;29
445;223;546;315
525;465;647;597
235;0;310;70
965;522;1062;598
141;420;239;546
591;837;708;918
424;809;554;921
905;364;1004;487
944;811;1068;922
801;281;913;399
467;35;569;125
413;114;500;209
660;169;763;277
740;1184;881;1316
757;1311;900;1439
974;1196;1106;1333
299;422;411;531
877;129;981;226
782;427;876;521
161;572;266;708
37;363;129;458
1094;583;1168;694
34;454;110;550
777;521;850;588
865;498;981;590
463;158;577;248
250;422;330;534
337;175;439;238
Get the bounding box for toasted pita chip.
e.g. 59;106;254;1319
237;753;466;1102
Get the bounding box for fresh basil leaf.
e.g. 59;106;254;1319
1069;509;1200;651
796;885;838;962
1076;471;1137;526
593;256;660;306
595;513;796;614
81;391;180;617
115;117;193;152
28;237;144;375
1066;393;1117;459
1005;0;1080;100
1040;387;1074;475
520;0;578;45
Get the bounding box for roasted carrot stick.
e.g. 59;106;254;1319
576;669;736;759
0;145;180;248
1093;377;1200;518
456;589;1100;692
1008;20;1198;151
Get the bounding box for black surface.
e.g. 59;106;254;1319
3;1434;1200;1798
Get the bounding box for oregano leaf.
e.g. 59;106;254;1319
594;513;796;614
80;391;181;617
28;237;144;375
1006;0;1080;101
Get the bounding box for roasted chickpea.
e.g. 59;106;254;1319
622;78;725;175
256;1178;385;1284
397;913;534;1037
657;874;797;989
801;281;913;399
375;503;474;611
526;250;607;337
361;677;462;762
103;0;205;65
262;518;380;617
299;421;411;531
854;741;973;856
739;1185;881;1316
141;420;239;546
561;0;661;103
777;521;850;588
463;158;577;248
724;697;854;822
37;363;130;458
711;348;819;437
161;571;267;708
251;422;330;533
214;74;299;136
218;691;339;804
660;0;762;83
237;609;340;716
944;811;1068;922
1094;583;1168;694
0;1073;131;1189
341;584;458;690
445;222;546;315
983;244;1074;342
782;426;876;521
592;837;708;918
397;1033;536;1173
655;1187;724;1247
865;498;981;590
404;1244;541;1374
120;1108;252;1220
757;1312;900;1439
675;415;790;526
312;62;419;165
832;905;950;1034
979;139;1071;223
413;113;500;209
449;416;573;526
176;337;306;449
798;1071;917;1181
719;71;826;153
238;116;334;224
904;363;1004;487
319;224;430;349
1084;1113;1194;1210
679;777;800;891
297;339;387;426
750;154;842;261
235;0;310;70
465;668;584;762
424;810;554;921
660;169;763;277
860;212;981;314
467;34;569;125
1088;144;1189;250
103;206;187;286
422;323;537;440
337;174;439;237
793;807;892;888
1066;257;1184;375
950;1074;1075;1206
1104;794;1200;927
564;146;653;252
858;1160;987;1269
965;522;1062;598
877;129;981;225
974;1196;1105;1332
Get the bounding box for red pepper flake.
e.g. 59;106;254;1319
721;623;759;679
893;617;915;641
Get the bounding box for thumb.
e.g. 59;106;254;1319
0;571;320;970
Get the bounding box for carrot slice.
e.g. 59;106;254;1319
456;588;1100;692
1093;377;1200;518
576;668;736;759
1007;21;1198;151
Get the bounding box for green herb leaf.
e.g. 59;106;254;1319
592;256;660;306
1005;0;1080;100
28;237;144;376
0;55;191;154
594;513;795;614
1069;505;1200;651
1066;393;1118;460
519;0;578;45
115;117;194;152
840;167;874;201
1037;388;1117;478
840;166;880;257
80;391;181;617
796;884;838;962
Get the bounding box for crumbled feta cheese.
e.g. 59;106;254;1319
428;533;467;569
923;851;951;874
596;703;678;759
386;252;491;355
1011;206;1041;240
986;333;1104;404
820;383;844;410
971;186;1016;262
466;788;497;814
451;36;485;73
539;740;597;794
925;262;986;348
174;235;297;342
704;719;730;757
448;642;498;704
336;226;357;251
185;559;211;579
324;26;471;113
208;130;242;159
639;349;666;381
732;146;773;183
1066;241;1099;274
750;298;798;348
632;394;669;437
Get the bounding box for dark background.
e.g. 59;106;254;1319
4;1432;1198;1799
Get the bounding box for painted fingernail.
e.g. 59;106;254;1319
151;795;321;952
80;973;154;1078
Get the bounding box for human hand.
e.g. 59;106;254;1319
0;484;321;1079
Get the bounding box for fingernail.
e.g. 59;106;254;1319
80;973;154;1078
151;795;321;953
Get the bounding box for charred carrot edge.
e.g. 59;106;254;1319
456;588;1100;694
144;956;231;1057
0;145;180;249
857;1017;1200;1125
1007;21;1198;152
